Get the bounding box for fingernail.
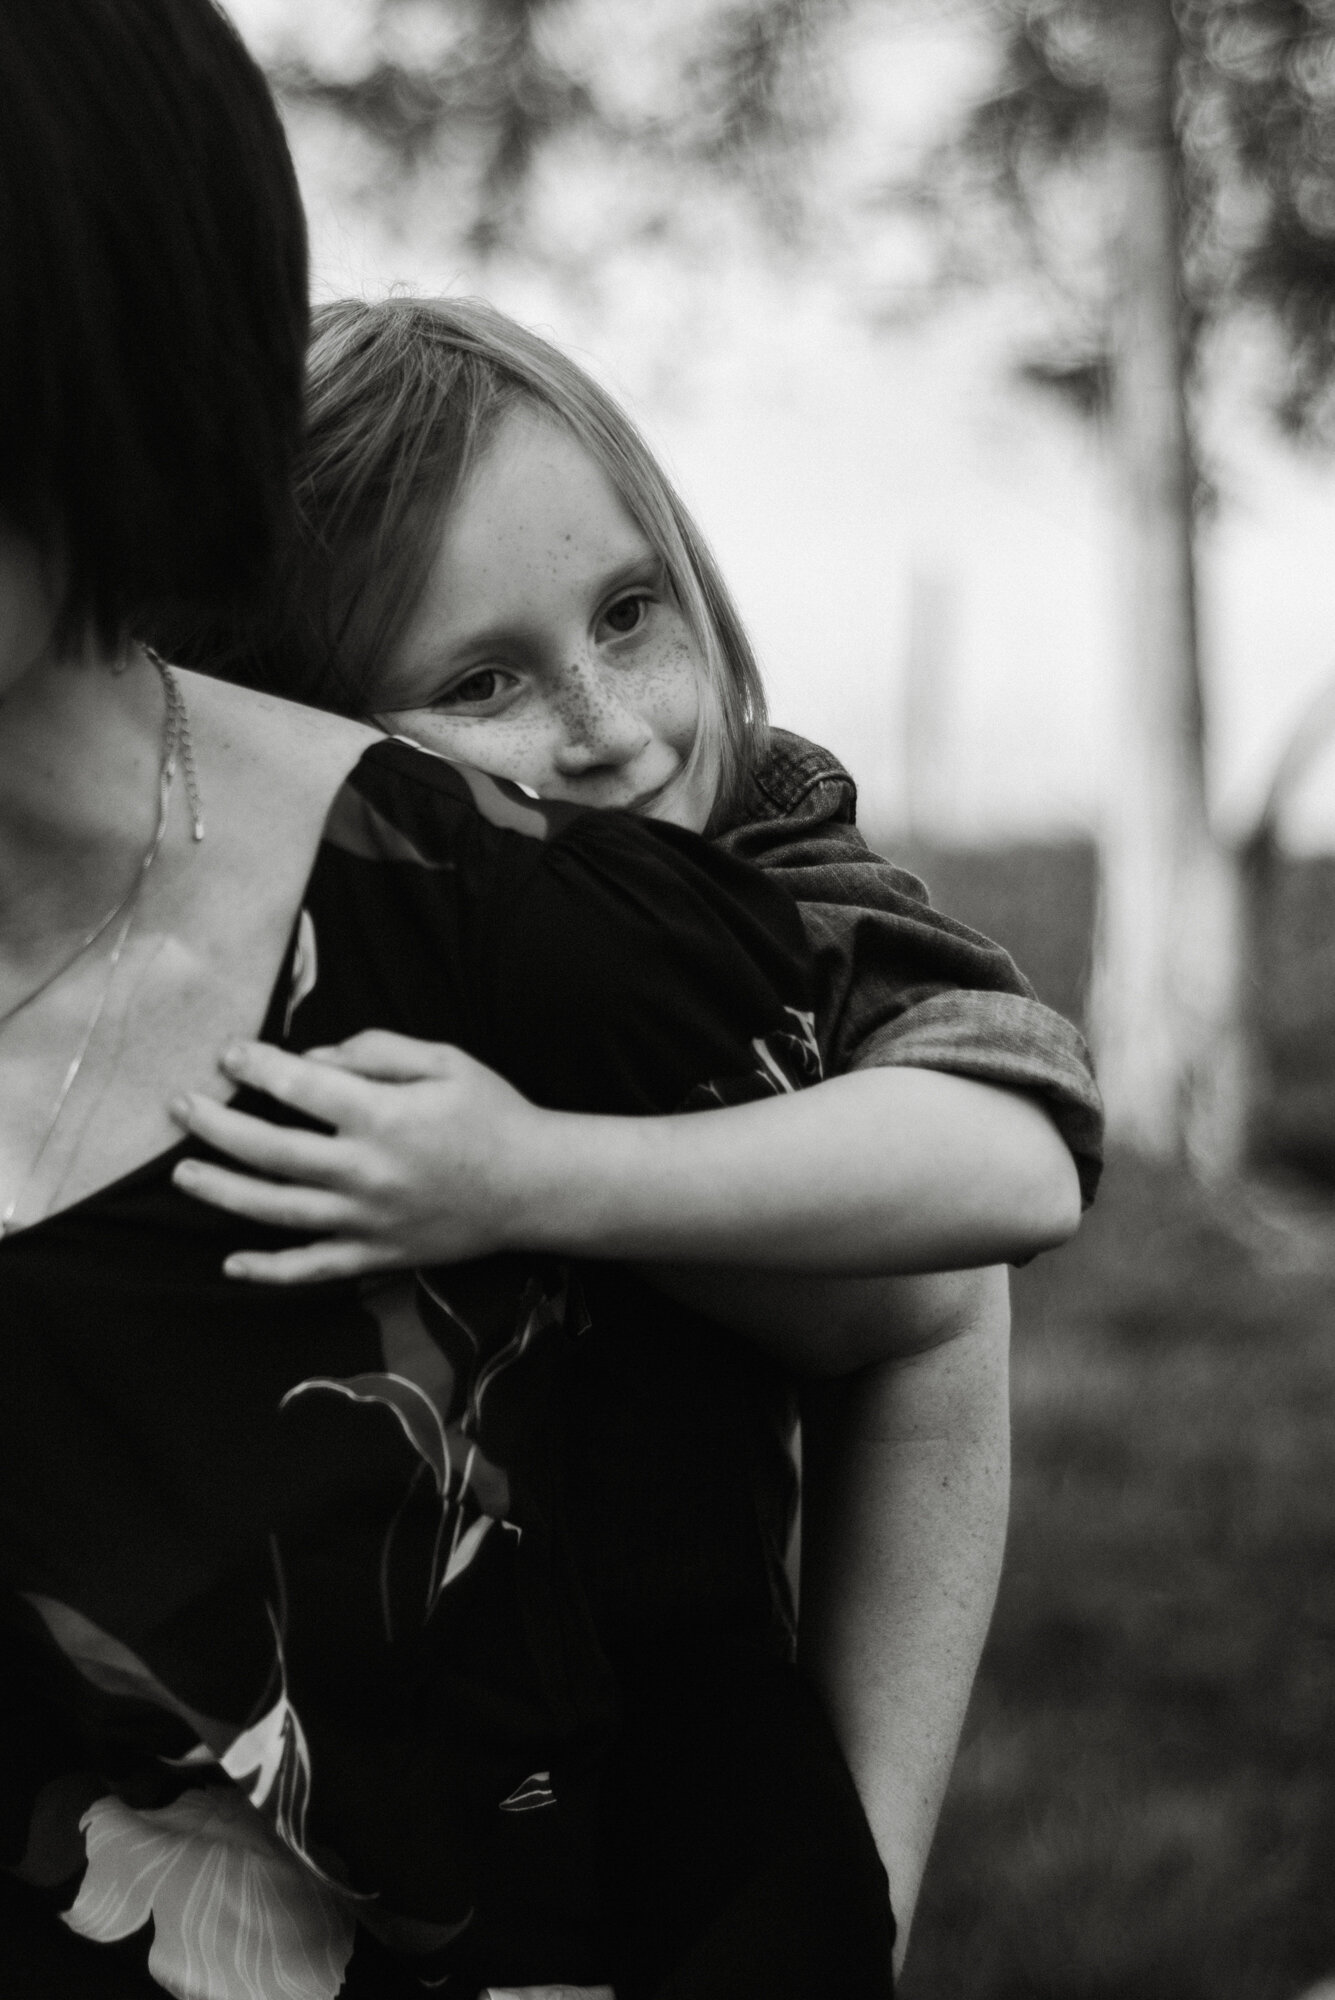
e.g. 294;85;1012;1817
219;1044;246;1073
169;1096;192;1123
222;1256;250;1280
173;1161;199;1186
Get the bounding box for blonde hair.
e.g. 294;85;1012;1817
240;295;768;823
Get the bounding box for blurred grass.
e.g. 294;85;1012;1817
899;1152;1335;2000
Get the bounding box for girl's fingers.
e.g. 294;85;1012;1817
172;1157;352;1231
171;1093;349;1184
216;1039;372;1124
222;1239;395;1286
305;1030;460;1083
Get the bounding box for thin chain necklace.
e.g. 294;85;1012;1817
0;654;205;1237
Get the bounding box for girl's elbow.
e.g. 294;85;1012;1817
1011;1147;1084;1258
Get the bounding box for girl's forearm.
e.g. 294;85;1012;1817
797;1269;1011;1976
513;1067;1080;1273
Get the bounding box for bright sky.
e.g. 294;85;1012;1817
230;0;1335;851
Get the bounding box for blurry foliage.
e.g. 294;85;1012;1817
918;0;1335;441
269;0;1335;437
901;1149;1335;1999
268;0;840;264
874;839;1335;1985
277;0;597;254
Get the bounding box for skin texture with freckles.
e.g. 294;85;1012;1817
375;404;721;833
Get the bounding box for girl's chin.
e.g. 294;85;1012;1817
618;774;711;832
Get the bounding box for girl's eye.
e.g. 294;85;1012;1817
432;666;511;711
601;593;651;639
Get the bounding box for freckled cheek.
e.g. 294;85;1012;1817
631;635;705;757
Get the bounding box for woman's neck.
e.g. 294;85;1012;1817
0;643;168;946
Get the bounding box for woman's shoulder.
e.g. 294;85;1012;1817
177;679;534;859
181;670;379;801
183;680;582;852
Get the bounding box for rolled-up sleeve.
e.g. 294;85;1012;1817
852;987;1103;1207
720;808;1104;1206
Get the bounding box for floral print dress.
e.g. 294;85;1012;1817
0;739;822;2000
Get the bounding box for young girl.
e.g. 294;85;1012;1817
170;296;1102;1996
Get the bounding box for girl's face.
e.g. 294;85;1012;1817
377;403;720;832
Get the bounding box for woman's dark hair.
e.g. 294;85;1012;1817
0;0;309;649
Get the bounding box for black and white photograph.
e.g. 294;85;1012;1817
2;3;1334;1996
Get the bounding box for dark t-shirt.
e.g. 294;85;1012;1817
0;740;820;1998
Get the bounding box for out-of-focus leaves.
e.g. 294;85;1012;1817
680;0;828;163
671;0;834;235
264;0;1335;439
269;0;840;261
1187;0;1335;437
272;0;599;253
909;0;1335;442
1016;348;1113;418
959;5;1110;191
882;3;1119;400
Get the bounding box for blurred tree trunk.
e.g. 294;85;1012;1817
1088;0;1245;1170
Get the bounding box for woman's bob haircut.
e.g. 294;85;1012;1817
206;295;769;824
0;0;309;651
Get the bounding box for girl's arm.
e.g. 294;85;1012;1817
174;1032;1014;1973
796;1267;1010;1977
647;1258;1011;1971
171;1031;1081;1291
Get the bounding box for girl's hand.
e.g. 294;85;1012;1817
170;1031;547;1283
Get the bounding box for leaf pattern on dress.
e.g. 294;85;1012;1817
23;1593;342;1896
770;1004;823;1085
22;1594;233;1755
283;909;319;1038
497;1770;555;1813
682;1003;825;1109
321;785;460;869
440;1267;567;1427
280;1265;570;1638
215;1604;344;1894
281;1368;503;1630
22;1266;577;1984
64;1787;355;2000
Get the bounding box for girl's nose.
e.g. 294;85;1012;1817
550;666;653;775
